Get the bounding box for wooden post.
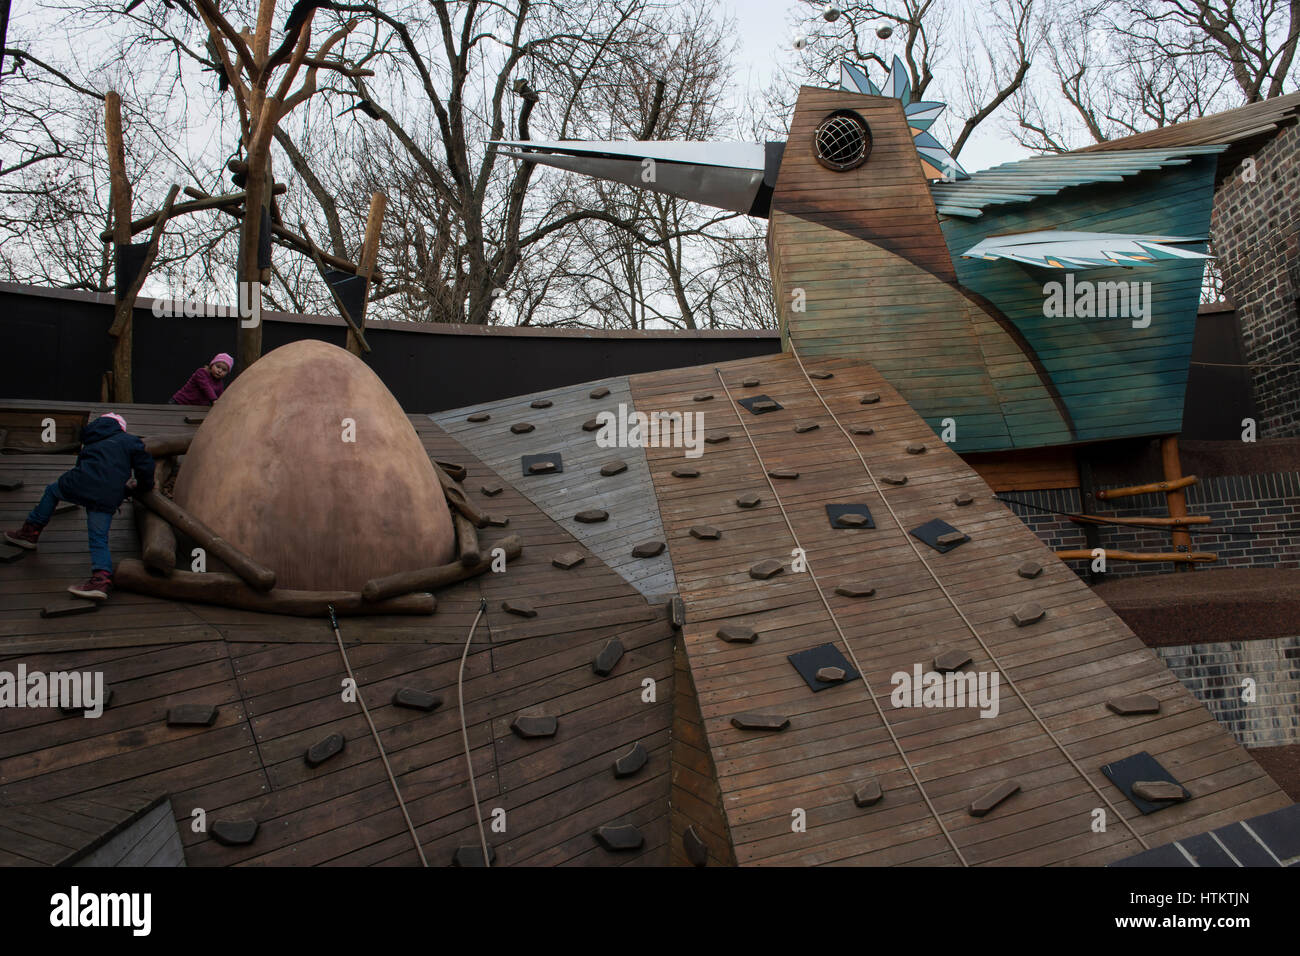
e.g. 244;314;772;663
105;91;133;403
1076;452;1104;583
348;191;386;356
137;488;276;591
1161;436;1193;570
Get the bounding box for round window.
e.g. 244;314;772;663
813;110;872;171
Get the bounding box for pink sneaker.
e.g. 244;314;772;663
68;570;113;601
4;522;42;550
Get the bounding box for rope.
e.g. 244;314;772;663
327;604;429;867
458;598;492;868
713;369;971;867
784;346;1149;852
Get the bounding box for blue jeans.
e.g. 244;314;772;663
28;482;115;573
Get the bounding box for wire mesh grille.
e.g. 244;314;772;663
814;112;870;171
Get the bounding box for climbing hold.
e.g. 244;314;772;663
880;474;907;486
632;540;665;558
600;459;628;476
736;492;761;508
738;395;783;415
693;393;714;402
704;434;730;444
1133;780;1187;802
41;600;99;618
672;467;700;478
582;418;602;431
808;371;834;380
859;392;881;404
969;781;1020;817
522;452;563;475
1107;695;1161;716
481;484;503;496
768;469;799;479
683;825;708;866
670;596;686;629
510;714;558;738
1011;603;1045;627
575;509;609;523
794;421;820;433
953;493;974;506
593;638;625;677
826;504;875;529
0;543;27;563
452;845;496;866
789;643;859;691
392;688;442;711
816;666;846;683
530;398;553;409
749;559;784;580
910;518;967;552
936;531;966;547
466;412;491;422
510;422;534;434
502;599;538;617
689;525;721;540
835;512;870;528
183;416;205;425
590;386;611;399
1017;560;1042;579
485;514;510;527
211;819;259;846
0;478;24;491
305;732;346;767
851;426;874;436
594;824;645;851
834;583;875;598
731;712;790;731
613;742;649;778
853;780;883;808
742;378;760;387
552;550;586;570
717;625;758;644
167;704;218;727
933;649;972;673
906;441;927;455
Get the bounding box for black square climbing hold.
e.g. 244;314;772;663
1100;751;1190;815
788;643;860;693
826;503;875;529
521;452;562;476
737;394;783;415
909;519;970;553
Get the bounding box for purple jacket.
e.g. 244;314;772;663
171;366;226;406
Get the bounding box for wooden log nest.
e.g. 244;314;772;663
119;451;520;617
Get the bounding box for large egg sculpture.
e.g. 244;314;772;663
173;340;456;591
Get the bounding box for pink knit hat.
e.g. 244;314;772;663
211;352;234;369
99;413;127;431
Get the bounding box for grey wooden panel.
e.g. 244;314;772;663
71;799;184;868
433;376;677;600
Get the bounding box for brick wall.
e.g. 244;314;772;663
1212;120;1300;437
1003;472;1300;577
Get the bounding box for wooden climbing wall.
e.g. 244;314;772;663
629;352;1288;866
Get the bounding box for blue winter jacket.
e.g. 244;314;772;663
56;417;155;513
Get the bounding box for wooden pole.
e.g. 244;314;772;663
134;458;177;573
137;488;276;591
1161;436;1194;571
1095;475;1197;500
452;510;481;567
1055;549;1216;563
1068;514;1212;527
141;435;193;457
362;534;522;602
104;91;133;403
348;191;386;356
115;559;434;617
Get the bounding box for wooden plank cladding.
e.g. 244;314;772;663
629;352;1288;866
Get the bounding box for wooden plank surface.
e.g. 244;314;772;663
629;353;1289;867
0;400;674;867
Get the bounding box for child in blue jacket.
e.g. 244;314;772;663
5;412;155;600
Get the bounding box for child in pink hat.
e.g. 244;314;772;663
170;353;233;405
